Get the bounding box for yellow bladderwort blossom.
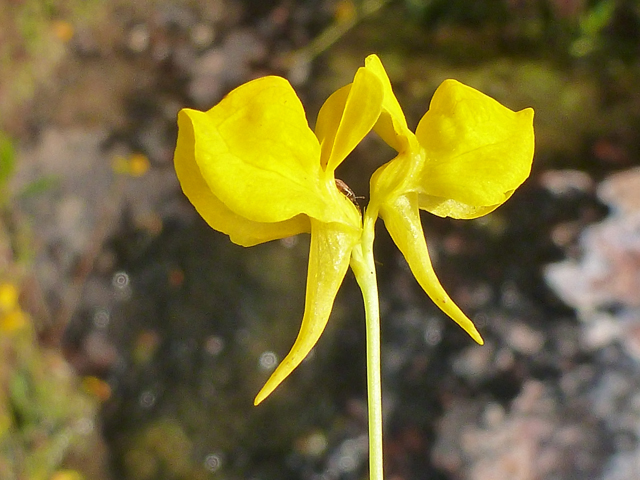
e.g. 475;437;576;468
174;66;384;405
174;53;534;480
361;55;535;344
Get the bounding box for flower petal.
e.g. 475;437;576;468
415;79;535;210
418;192;513;220
364;54;411;152
175;122;310;245
380;193;483;344
315;66;383;172
254;219;360;404
179;76;341;225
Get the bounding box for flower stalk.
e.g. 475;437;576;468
351;208;384;480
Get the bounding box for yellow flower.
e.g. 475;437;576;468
363;55;535;343
174;67;384;404
50;470;84;480
0;282;28;332
112;152;151;177
173;54;535;406
0;282;19;310
51;20;75;43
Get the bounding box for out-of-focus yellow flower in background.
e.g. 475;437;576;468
50;469;85;480
0;282;28;332
0;280;100;480
51;20;75;43
112;152;151;177
81;376;112;402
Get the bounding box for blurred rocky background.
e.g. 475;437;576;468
2;0;640;479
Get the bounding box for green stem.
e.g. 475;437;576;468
286;0;392;65
351;208;383;480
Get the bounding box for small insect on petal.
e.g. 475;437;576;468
335;178;360;209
